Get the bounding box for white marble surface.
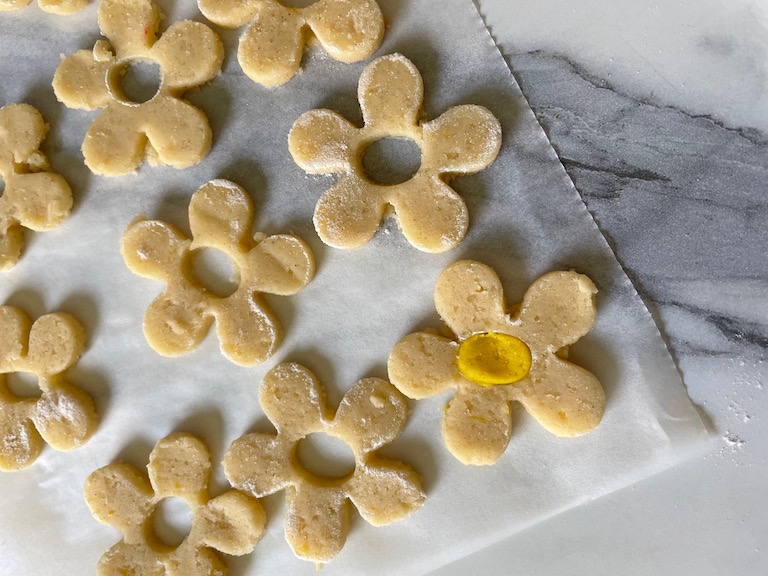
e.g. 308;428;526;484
431;1;768;574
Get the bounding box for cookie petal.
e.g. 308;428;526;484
288;109;356;174
38;0;88;15
0;227;24;271
390;174;469;253
148;433;211;504
84;463;154;536
304;0;384;63
284;484;349;563
188;180;253;252
214;291;279;366
247;235;315;296
433;260;509;339
25;313;86;377
198;0;258;28
387;332;460;400
348;457;425;526
97;542;164;576
33;382;97;450
0;103;47;164
238;3;305;87
143;97;212;170
358;54;423;133
223;433;294;498
442;386;512;465
422;105;501;174
260;363;327;439
121;220;188;282
98;0;160;58
515;355;605;437
0;416;42;472
0;306;30;368
0;0;32;11
143;293;212;357
313;176;386;249
332;378;407;454
53;50;112;111
152;21;224;92
198;491;266;555
5;172;72;231
82;106;146;176
516;271;598;351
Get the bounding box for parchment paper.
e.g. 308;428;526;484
0;0;708;574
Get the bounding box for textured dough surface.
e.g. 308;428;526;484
289;53;502;252
0;306;96;472
0;103;72;270
223;363;425;563
52;0;224;175
0;0;88;14
387;260;606;465
121;179;315;366
84;433;266;575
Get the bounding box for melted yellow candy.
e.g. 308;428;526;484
457;333;532;386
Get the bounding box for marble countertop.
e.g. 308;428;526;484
432;1;767;574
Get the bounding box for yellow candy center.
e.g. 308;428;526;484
457;332;532;386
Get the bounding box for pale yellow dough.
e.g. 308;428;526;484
387;260;606;465
224;363;425;564
198;0;385;87
0;0;88;15
121;179;315;366
85;433;266;575
52;0;224;176
0;103;72;270
0;306;97;472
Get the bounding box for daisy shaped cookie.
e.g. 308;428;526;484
85;433;265;575
0;306;97;472
224;363;425;563
0;103;72;270
52;0;224;176
199;0;384;87
289;53;502;253
121;179;315;366
0;0;87;15
387;260;606;466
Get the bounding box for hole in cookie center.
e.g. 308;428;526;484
153;497;193;548
4;372;42;399
362;137;422;185
111;59;162;104
190;248;240;297
296;433;356;480
0;177;5;198
280;0;318;7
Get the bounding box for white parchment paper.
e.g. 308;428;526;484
0;0;708;574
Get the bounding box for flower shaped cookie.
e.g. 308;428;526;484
121;179;315;366
289;53;502;253
387;260;606;466
0;306;97;471
199;0;384;87
0;103;72;270
0;0;87;15
224;363;425;563
52;0;224;176
85;433;265;575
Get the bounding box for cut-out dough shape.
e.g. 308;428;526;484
84;433;266;575
224;362;425;564
0;103;72;270
289;53;502;253
0;306;97;472
0;0;87;15
52;0;224;176
387;260;606;466
121;179;315;366
198;0;384;87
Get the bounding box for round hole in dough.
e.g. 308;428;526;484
108;58;163;106
152;497;194;548
361;136;422;185
189;247;241;298
4;372;42;399
295;432;356;480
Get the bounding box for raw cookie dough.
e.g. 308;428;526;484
0;103;72;270
198;0;384;87
0;306;97;472
121;179;315;366
0;0;87;15
387;260;606;466
224;362;425;564
52;0;224;176
289;53;502;252
84;433;265;575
